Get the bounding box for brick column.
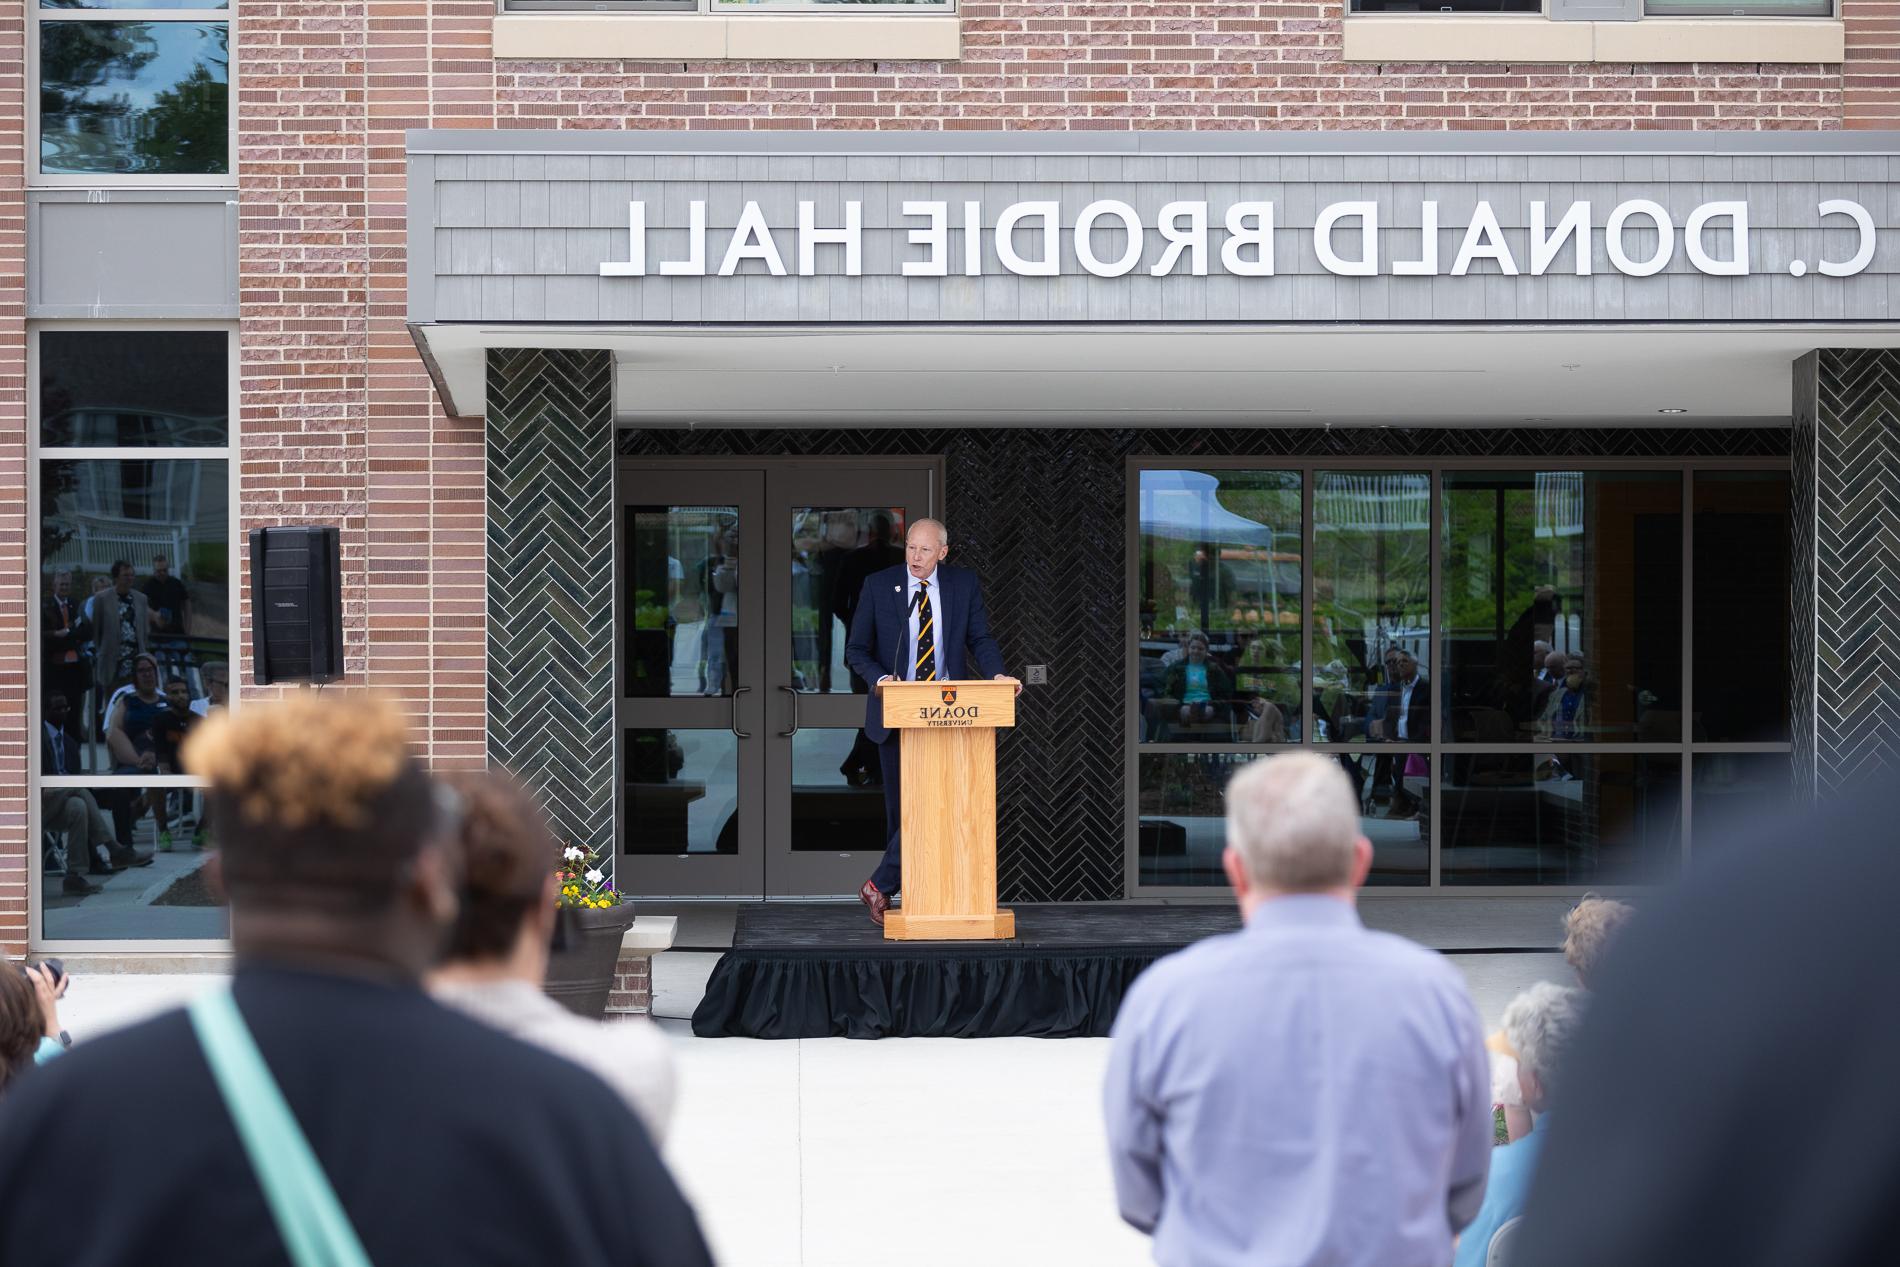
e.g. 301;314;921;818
0;0;26;953
1792;349;1900;798
485;348;616;860
1845;0;1900;128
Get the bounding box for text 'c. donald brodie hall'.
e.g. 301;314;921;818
6;0;1900;967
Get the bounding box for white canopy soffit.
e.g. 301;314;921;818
409;323;1900;426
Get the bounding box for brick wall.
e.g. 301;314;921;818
606;952;654;1017
1846;0;1900;126
492;2;1844;131
1;0;25;955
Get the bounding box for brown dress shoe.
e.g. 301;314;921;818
858;878;888;927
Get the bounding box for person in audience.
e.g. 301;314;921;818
1241;693;1287;743
0;692;713;1267
1537;655;1592;742
1454;982;1588;1267
1518;785;1895;1267
141;553;191;640
189;661;229;718
1490;894;1634;1142
430;769;676;1144
0;963;69;1097
1104;752;1492;1266
1560;893;1635;991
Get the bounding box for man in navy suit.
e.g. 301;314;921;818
844;518;1014;925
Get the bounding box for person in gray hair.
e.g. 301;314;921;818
1453;982;1589;1267
1103;751;1492;1267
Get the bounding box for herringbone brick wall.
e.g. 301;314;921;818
486;349;617;860
1795;349;1900;797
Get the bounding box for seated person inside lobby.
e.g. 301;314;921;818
103;654;177;851
43;690;152;890
1154;631;1235;736
842;516;1014;925
1537;655;1592;742
0;691;713;1267
1454;981;1589;1267
430;768;676;1145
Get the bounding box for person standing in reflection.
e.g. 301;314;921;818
709;526;740;695
142;553;191;641
86;562;149;741
41;571;91;739
1369;649;1430;818
831;511;905;787
844;518;1014;926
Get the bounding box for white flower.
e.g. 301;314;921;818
585;868;604;886
564;847;584;861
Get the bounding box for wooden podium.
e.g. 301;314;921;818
879;679;1017;941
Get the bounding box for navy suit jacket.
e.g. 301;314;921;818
843;562;1005;744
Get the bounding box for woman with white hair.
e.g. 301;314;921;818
1454;982;1589;1267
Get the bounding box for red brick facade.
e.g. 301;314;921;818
0;1;1892;951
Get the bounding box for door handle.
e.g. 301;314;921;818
778;685;801;738
730;686;752;740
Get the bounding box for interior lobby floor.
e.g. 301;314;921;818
50;941;1569;1267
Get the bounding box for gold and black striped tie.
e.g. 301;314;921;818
914;581;936;681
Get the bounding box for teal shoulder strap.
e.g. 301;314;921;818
188;990;375;1267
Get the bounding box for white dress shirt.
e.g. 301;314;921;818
1397;675;1417;741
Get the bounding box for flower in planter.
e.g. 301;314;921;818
555;842;622;911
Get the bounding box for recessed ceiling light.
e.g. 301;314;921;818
1525;416;1553;422
1657;408;1687;414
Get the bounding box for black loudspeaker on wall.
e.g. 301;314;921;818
249;526;344;686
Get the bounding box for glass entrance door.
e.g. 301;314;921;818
615;459;939;899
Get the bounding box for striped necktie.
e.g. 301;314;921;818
913;580;936;681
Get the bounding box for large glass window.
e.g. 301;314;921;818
34;328;235;944
33;2;231;182
1138;470;1303;744
1441;471;1682;745
1131;460;1788;893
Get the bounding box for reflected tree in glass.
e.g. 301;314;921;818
40;21;229;175
1138;470;1302;744
1314;472;1430;744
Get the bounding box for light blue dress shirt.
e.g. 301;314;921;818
1451;1116;1546;1267
1104;896;1493;1267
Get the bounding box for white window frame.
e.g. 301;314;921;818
28;321;241;953
28;2;238;189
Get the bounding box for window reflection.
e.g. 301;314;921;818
39;21;230;176
1441;472;1682;744
1693;473;1791;742
624;729;738;856
41;782;229;942
791;506;906;695
1441;753;1681;886
626;506;739;698
790;728;887;851
40;330;228;448
41;459;230;773
1137;750;1426;888
1139;470;1302;743
1315;472;1431;744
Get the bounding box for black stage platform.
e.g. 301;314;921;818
690;904;1243;1040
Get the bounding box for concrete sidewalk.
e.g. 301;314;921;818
49;949;1569;1267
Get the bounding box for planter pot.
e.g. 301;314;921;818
544;905;636;1020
